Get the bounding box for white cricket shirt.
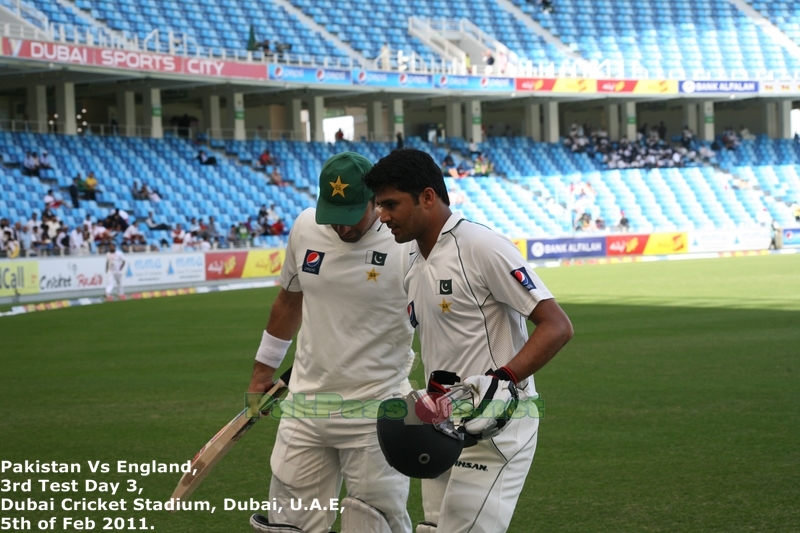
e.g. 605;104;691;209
106;250;125;273
280;208;414;401
404;213;553;396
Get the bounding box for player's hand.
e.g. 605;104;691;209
462;367;519;440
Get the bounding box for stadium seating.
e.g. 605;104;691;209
14;0;800;79
285;0;568;68
3;132;798;250
509;0;800;78
24;0;348;61
747;0;800;50
0;132;316;249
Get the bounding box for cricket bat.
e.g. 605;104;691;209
169;367;292;507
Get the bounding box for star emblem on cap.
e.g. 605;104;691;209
330;176;349;197
438;298;451;313
366;267;380;282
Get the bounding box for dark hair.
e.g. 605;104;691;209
363;148;450;206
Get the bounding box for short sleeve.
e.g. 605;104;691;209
470;232;553;318
279;209;307;292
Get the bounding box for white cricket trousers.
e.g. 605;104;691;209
421;416;539;533
268;413;412;533
106;273;123;296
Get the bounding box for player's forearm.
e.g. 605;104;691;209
264;288;303;340
505;299;573;380
247;361;276;393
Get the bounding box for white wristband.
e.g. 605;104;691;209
255;330;292;368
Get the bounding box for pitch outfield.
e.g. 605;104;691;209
1;254;798;532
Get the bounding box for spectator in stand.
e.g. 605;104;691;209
2;230;19;258
739;125;756;141
122;224;146;251
396;131;404;149
172;223;186;250
146;184;161;203
595;216;606;230
189;217;201;234
238;221;251;244
334;128;345;141
448;187;466;206
722;127;740;150
657;121;667;141
55;224;69;253
69;177;81;208
269;166;285;186
143;211;171;231
69;226;84;255
618;211;630;232
537;0;554;13
456;159;474;178
204;216;219;243
19;226;32;256
468;138;481;158
84;172;99;201
260;38;272;58
132;181;147;200
258;149;274;167
473;154;495;177
26;212;40;234
39;150;52;169
227;224;240;247
23;152;39;177
198;235;212;251
483;49;495;75
92;223;112;248
43;189;64;210
378;42;391;71
681;126;695;148
0;219;12;243
258;204;270;221
32;223;48;253
791;201;800;222
196;150;217;165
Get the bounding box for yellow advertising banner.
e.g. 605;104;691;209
551;78;597;93
643;233;688;255
0;260;40;297
242;249;286;279
633;79;678;94
511;238;527;259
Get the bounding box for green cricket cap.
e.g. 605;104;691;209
315;152;374;226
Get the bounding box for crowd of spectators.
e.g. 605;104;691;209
564;122;718;170
23;150;52;177
441;149;496;179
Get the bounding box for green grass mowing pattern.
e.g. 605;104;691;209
1;254;798;532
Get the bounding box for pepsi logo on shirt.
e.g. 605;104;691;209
510;267;537;291
302;250;325;275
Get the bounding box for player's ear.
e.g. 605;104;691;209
420;187;438;208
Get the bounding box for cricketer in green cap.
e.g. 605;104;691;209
315;152;375;226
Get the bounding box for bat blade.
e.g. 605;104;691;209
169;367;292;508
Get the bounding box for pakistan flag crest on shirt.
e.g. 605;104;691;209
438;279;452;295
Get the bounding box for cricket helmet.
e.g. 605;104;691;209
376;391;465;479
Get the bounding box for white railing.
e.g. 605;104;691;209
0;0;47;30
0;20;799;81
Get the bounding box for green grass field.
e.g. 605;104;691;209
1;254;799;532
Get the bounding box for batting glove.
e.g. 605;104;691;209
462;367;519;440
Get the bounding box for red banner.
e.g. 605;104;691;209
2;39;267;80
515;78;557;92
606;234;649;255
597;80;638;93
205;252;248;280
